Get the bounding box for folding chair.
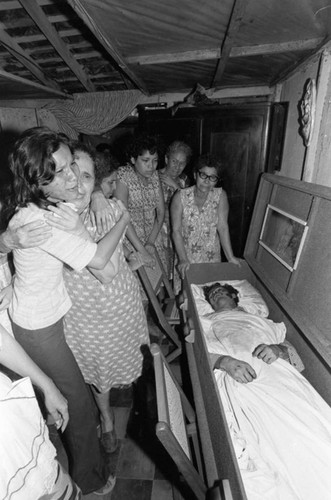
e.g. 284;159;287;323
151;343;207;500
137;245;182;362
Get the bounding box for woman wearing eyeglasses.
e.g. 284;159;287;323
171;153;241;292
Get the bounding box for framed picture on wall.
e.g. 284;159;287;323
259;205;308;271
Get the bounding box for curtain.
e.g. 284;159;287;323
45;90;143;139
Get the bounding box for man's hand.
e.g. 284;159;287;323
90;191;112;234
253;344;280;364
219;355;257;383
1;220;52;252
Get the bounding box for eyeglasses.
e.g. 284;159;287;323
198;171;219;183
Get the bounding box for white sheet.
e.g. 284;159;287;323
205;310;331;500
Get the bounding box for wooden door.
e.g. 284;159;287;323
139;104;272;257
202;104;271;256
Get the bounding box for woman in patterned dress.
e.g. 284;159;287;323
114;135;167;275
159;141;192;279
171;154;241;292
54;143;149;453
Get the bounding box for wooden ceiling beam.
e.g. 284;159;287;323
127;49;221;65
271;36;331;85
212;0;247;87
126;39;324;66
18;0;96;91
231;38;324;57
0;22;62;90
67;0;148;93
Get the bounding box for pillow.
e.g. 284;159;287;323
191;279;269;317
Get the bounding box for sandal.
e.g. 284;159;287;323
101;428;118;453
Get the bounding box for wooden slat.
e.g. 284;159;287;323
68;0;148;93
18;0;96;91
0;0;56;10
212;0;247;87
0;22;61;90
0;68;70;99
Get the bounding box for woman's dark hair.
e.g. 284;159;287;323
71;141;95;163
129;134;159;160
0;170;14;230
203;282;239;305
7;127;71;213
193;153;223;180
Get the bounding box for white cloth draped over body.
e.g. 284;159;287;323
203;309;331;500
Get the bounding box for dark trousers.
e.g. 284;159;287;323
12;318;110;494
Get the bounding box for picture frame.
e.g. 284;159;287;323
259;204;308;271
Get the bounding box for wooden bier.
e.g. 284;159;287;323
182;174;331;499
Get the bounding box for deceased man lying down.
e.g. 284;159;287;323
202;283;331;500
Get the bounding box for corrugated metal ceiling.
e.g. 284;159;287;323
0;0;329;100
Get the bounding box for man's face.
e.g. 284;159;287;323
208;285;237;312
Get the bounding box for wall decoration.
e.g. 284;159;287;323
299;78;316;147
259;205;308;271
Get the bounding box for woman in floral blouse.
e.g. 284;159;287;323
171;153;241;292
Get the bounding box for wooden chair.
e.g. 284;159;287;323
151;343;207;500
137;245;182;362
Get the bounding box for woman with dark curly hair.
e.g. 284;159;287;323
114;134;167;275
2;126;130;495
171;153;241;292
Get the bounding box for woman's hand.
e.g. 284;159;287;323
159;172;180;190
253;344;280;364
116;200;130;225
228;256;242;267
127;251;144;271
0;284;13;311
90;191;112;234
44;203;85;236
140;246;156;268
2;220;52;250
43;380;69;432
178;259;190;278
